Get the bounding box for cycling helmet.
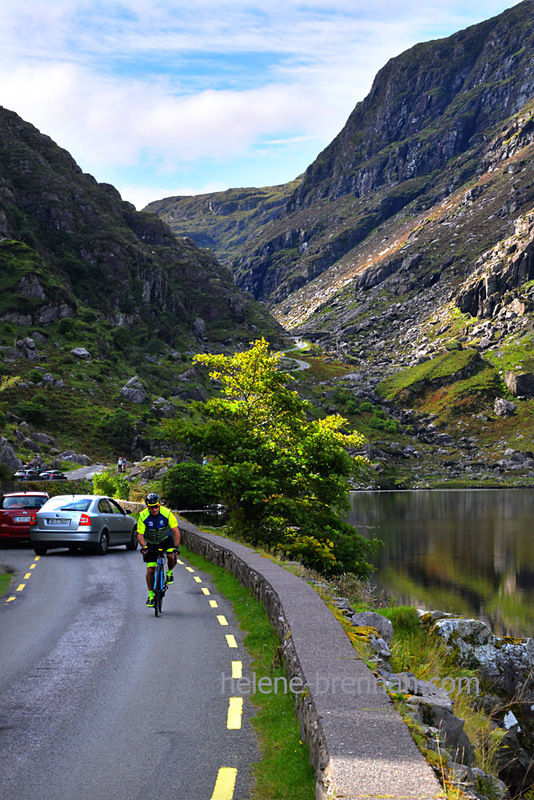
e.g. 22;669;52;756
145;492;161;507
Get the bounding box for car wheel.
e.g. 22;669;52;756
33;544;48;556
94;530;109;556
126;526;138;551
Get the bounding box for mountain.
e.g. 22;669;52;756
147;1;534;323
0;106;287;467
142;1;534;484
0;105;284;351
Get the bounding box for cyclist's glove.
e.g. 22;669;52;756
172;547;180;554
140;547;148;554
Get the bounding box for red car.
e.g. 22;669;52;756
0;491;50;543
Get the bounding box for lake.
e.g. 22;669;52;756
347;489;534;638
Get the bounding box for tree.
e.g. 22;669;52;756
162;462;219;509
163;339;380;576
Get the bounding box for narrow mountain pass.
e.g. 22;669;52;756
0;547;258;800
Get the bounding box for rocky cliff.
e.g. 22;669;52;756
0;106;284;350
150;0;534;315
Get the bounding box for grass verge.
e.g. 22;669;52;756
0;567;12;596
182;545;316;800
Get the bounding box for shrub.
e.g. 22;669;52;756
99;408;135;450
162;462;219;509
92;470;129;500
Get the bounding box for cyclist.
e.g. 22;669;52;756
137;492;181;608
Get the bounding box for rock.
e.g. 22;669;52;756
151;398;176;418
504;370;534;396
449;764;510;800
0;437;22;470
71;347;91;359
32;432;55;446
494;726;534;794
120;376;147;404
428;615;534;695
193;316;206;337
350;611;394;644
18;275;46;300
59;450;92;466
494;397;516;416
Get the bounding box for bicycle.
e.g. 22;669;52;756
153;548;168;617
145;547;179;617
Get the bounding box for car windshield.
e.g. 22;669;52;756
45;497;92;512
2;496;48;509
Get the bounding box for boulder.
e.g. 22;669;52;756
71;347;91;359
59;450;92;466
428;615;534;695
0;437;22;470
504;370;534;396
494;397;516;416
120;376;147;404
350;611;394;645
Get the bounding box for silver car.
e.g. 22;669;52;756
30;494;138;555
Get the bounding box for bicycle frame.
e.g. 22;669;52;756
153;549;167;617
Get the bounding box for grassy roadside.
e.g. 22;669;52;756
182;545;316;800
0;567;12;596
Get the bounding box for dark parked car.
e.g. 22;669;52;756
30;494;138;555
39;470;68;481
0;491;50;543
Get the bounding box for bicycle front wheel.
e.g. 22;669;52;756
154;564;164;617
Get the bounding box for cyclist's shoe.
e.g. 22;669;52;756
146;595;155;607
166;571;174;585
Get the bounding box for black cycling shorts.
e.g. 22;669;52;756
143;537;175;564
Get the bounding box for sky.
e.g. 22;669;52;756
0;1;524;210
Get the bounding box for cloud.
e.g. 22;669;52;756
0;0;521;205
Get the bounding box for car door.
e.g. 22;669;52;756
96;498;116;543
109;498;131;542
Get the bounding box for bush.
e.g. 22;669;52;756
92;470;129;500
161;462;219;509
99;408;135;450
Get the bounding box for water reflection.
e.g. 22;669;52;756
347;490;534;638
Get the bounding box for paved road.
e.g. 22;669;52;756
0;546;258;800
65;463;106;480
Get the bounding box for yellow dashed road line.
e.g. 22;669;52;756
181;558;242;798
232;661;242;679
226;697;243;730
5;555;39;603
210;767;237;800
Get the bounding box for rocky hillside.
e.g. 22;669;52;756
149;1;534;310
145;180;300;269
140;1;534;486
0;105;284;351
0;106;288;470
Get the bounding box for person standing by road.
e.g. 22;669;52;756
137;492;181;608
